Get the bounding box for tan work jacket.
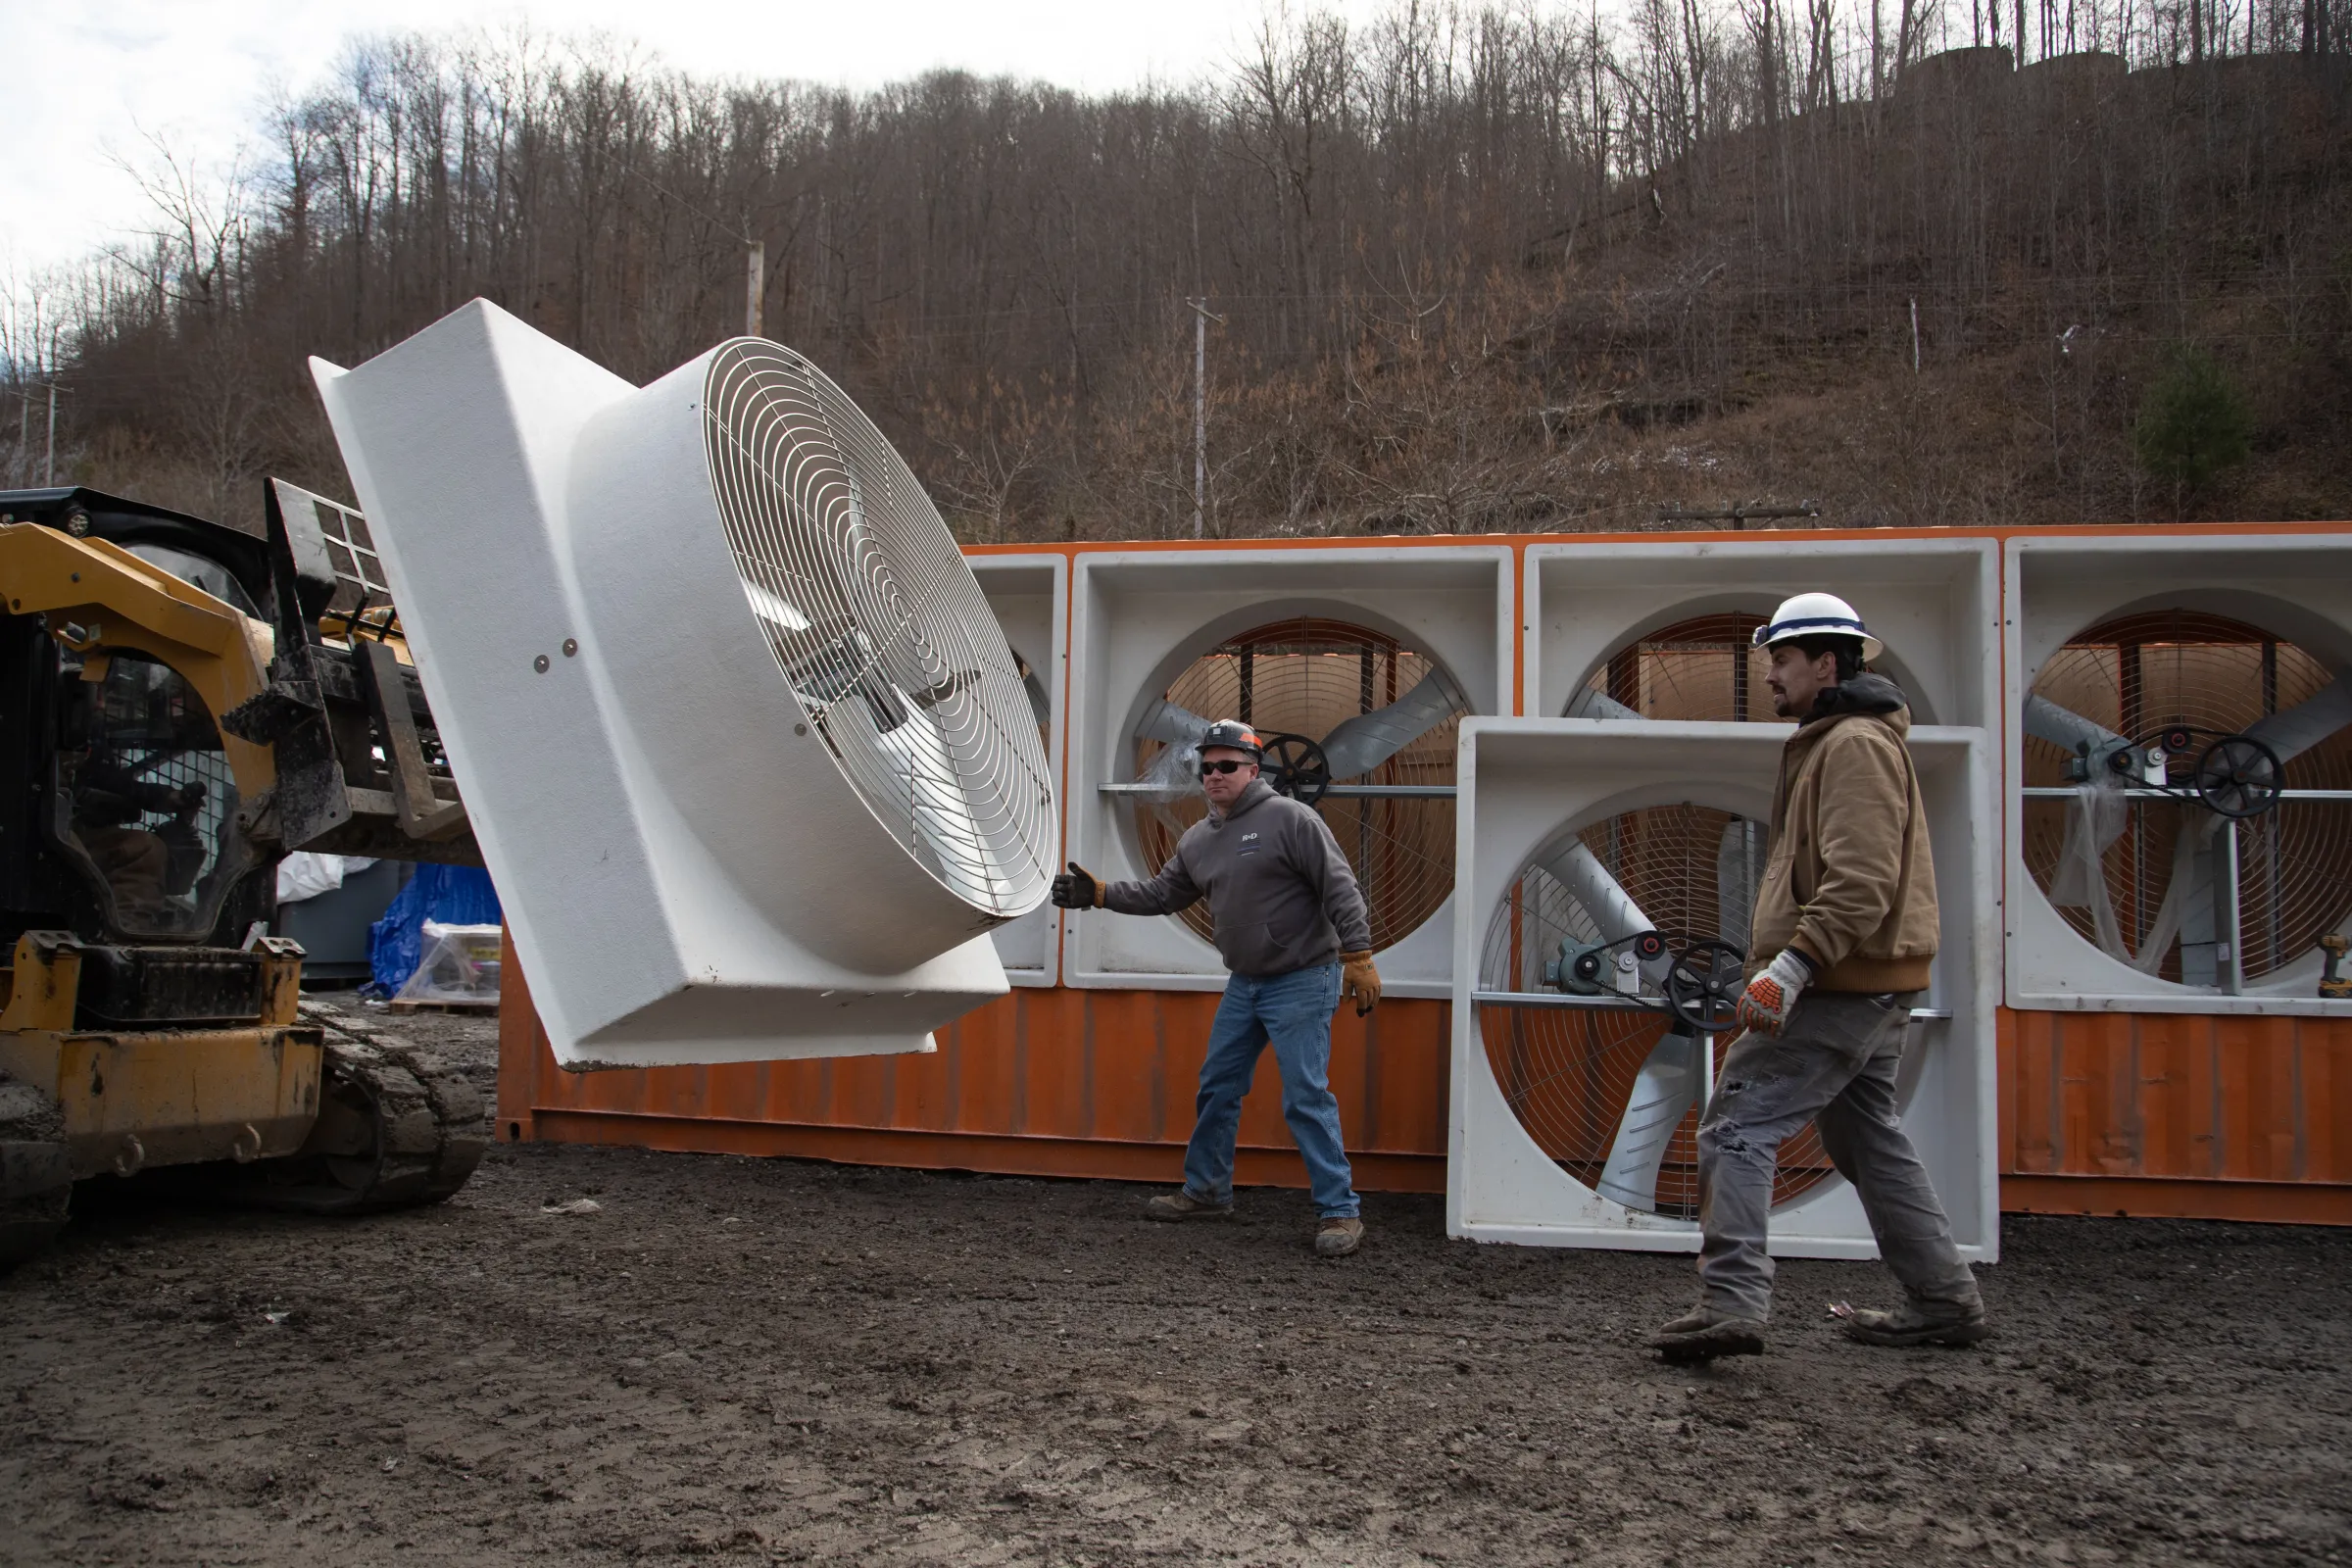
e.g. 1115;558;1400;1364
1747;679;1939;992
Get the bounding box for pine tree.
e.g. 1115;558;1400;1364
2133;347;2255;493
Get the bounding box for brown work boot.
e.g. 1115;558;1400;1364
1314;1216;1364;1257
1145;1190;1233;1222
1840;1299;1989;1348
1650;1303;1767;1362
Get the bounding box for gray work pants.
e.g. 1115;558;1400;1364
1694;990;1980;1322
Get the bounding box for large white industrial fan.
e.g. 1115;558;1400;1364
1447;720;1998;1258
2022;609;2352;994
314;300;1055;1067
1120;614;1468;955
1061;544;1506;991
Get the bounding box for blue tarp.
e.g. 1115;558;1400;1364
367;863;502;995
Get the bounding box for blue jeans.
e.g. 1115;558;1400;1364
1181;963;1360;1218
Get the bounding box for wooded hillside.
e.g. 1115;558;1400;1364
6;0;2350;536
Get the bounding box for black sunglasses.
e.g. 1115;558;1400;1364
1199;759;1254;776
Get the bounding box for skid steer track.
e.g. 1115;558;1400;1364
224;1004;488;1213
0;1068;73;1269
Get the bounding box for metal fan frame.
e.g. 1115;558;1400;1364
2006;534;2352;1014
1061;548;1512;996
1449;718;1999;1259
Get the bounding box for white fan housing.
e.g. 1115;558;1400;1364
1447;719;1999;1259
1063;546;1512;996
1528;537;1999;728
312;300;1055;1068
2005;531;2352;1014
969;552;1069;986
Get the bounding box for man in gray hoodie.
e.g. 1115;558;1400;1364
1054;719;1381;1257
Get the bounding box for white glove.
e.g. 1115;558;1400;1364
1737;948;1815;1036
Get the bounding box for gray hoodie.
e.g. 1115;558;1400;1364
1104;779;1373;976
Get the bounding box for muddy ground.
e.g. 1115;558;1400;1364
3;1004;2347;1567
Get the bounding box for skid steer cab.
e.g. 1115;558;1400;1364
0;482;487;1268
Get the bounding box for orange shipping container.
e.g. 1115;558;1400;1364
490;522;2352;1228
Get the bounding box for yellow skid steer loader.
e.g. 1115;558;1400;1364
1;480;486;1265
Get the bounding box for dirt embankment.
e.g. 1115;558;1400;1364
2;1014;2346;1566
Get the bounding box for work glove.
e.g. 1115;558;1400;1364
1737;948;1816;1036
1050;862;1105;909
1341;950;1382;1015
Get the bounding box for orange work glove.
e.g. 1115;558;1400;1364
1736;949;1815;1036
1341;951;1382;1015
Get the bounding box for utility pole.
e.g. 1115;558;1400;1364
746;240;765;339
45;382;57;485
1187;298;1225;539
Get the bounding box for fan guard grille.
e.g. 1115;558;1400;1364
1133;617;1463;953
2023;609;2352;984
1477;806;1835;1216
702;340;1054;917
1574;613;1780;720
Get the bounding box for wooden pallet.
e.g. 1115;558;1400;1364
387;996;500;1014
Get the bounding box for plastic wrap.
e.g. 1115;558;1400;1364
393;920;504;1006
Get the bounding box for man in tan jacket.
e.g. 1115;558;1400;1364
1653;593;1986;1362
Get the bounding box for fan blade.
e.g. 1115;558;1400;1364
2024;693;2126;755
2128;813;2219;977
2245;674;2352;764
1564;686;1642;721
1534;838;1653;942
1136;698;1213;747
1128;699;1214;801
1529;836;1692;1209
1317;667;1471;779
1594;1030;1701;1212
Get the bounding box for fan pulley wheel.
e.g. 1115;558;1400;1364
1258;733;1332;806
2195;733;2283;819
1664;940;1747;1033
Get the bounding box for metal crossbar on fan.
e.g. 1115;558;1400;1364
704;340;1055;917
1125;616;1467;952
2023;610;2352;990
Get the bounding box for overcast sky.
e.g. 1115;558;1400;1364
3;0;1362;288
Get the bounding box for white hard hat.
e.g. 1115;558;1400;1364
1752;592;1884;663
